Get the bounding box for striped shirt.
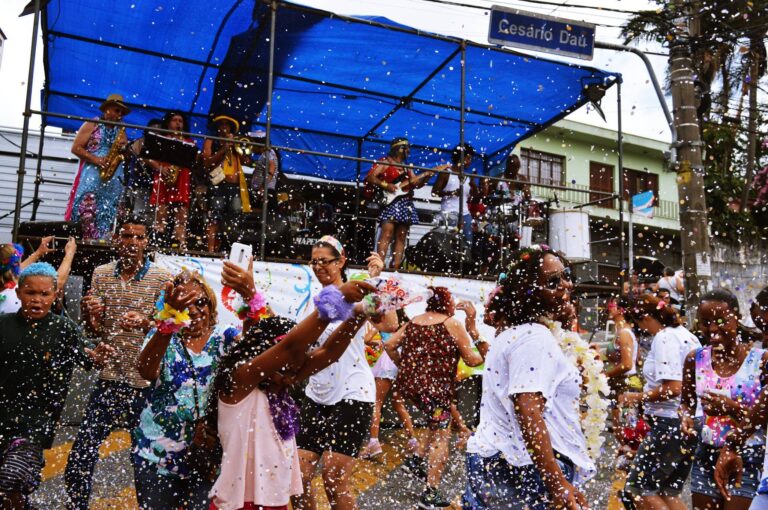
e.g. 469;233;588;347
90;259;172;388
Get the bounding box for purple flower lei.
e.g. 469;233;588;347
313;285;354;322
267;390;300;441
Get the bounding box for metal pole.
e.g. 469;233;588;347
354;139;362;264
617;79;627;291
30;120;47;221
259;0;277;261
13;0;42;242
458;42;466;276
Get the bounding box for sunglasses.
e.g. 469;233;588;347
309;258;339;267
543;267;572;290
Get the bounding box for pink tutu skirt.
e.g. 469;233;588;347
371;350;398;380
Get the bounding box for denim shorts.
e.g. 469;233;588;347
691;442;765;500
462;451;575;510
625;415;700;497
207;183;242;221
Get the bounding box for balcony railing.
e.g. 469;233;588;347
529;183;680;222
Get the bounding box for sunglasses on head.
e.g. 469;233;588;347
544;267;572;290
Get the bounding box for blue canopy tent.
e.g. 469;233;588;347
15;0;623;265
37;0;618;179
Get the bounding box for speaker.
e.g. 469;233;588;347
407;227;470;273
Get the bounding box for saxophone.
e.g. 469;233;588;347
162;164;181;186
99;127;126;181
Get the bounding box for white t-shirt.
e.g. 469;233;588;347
642;325;702;418
0;287;21;314
467;323;596;482
304;316;376;406
440;174;470;216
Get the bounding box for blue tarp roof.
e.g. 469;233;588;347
42;0;619;181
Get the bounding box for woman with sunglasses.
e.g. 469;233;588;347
462;245;594;510
133;269;242;509
619;293;702;510
292;236;382;510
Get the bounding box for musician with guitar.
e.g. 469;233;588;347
66;93;130;240
366;138;448;270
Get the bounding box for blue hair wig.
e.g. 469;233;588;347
18;262;58;288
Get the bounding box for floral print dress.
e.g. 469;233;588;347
133;325;238;478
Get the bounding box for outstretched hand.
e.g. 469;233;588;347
85;342;116;369
456;300;477;321
338;280;375;303
222;256;256;300
163;281;198;311
366;252;385;278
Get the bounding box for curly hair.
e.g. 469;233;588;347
625;293;682;327
425;287;453;315
487;245;568;326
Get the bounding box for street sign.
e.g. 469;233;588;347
631;190;655;218
488;6;596;60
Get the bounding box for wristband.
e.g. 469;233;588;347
153;291;191;335
314;285;354;322
236;290;270;321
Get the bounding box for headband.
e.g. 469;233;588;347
318;235;345;257
391;139;410;148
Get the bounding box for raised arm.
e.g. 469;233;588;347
56;237;77;297
383;323;408;365
445;317;483;367
514;392;589;510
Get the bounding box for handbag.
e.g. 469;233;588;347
209;165;226;186
177;337;222;483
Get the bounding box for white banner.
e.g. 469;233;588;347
155;255;497;340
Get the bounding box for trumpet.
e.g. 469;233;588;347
233;137;256;158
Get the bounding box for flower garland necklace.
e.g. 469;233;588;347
540;317;610;461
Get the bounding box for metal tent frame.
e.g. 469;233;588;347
14;0;635;282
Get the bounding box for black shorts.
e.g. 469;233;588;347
296;398;374;458
207;183;242;222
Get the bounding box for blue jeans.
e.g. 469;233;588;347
462;452;575;510
64;380;151;510
133;458;212;510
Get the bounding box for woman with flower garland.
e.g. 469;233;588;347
620;293;702;510
679;289;768;510
292;236;383;510
462;245;595;510
207;277;375;510
385;287;484;509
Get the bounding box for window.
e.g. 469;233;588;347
623;169;659;202
520;148;564;186
589;161;615;209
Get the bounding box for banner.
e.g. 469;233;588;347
631;190;655;218
155;255;499;343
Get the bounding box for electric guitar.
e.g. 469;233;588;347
383;164;451;205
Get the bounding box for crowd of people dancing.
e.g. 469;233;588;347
2;92;768;510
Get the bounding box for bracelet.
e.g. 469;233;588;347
154;291;191;335
474;335;488;345
236;290;269;321
379;182;388;190
314;286;355;322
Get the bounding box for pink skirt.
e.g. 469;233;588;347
371;350;398;380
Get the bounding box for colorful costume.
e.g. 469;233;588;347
65;120;125;239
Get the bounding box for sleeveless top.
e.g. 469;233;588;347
211;389;302;509
613;327;638;376
440;174;470;216
695;345;765;447
394;320;459;409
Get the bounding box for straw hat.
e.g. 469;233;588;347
212;114;240;133
99;94;130;115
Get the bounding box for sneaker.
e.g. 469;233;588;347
407;437;419;453
360;438;383;459
403;454;427;481
417;486;450;509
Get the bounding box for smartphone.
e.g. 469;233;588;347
228;242;253;270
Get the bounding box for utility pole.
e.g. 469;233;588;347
668;0;711;314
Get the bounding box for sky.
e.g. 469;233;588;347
0;0;672;142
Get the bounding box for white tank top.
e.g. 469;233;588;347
440;174;470;215
614;327;638;376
